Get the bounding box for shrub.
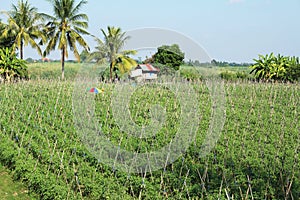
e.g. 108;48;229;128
220;70;237;80
250;53;300;82
180;68;202;81
0;47;28;82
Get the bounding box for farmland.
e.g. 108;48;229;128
0;63;299;199
26;62;252;81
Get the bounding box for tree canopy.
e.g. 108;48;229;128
42;0;90;80
90;26;136;81
0;20;16;48
153;44;185;71
1;0;46;59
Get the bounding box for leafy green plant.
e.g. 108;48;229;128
220;70;237;80
0;20;16;48
0;80;299;199
153;44;185;71
180;68;202;81
286;56;300;82
0;47;28;82
250;53;300;82
250;53;274;81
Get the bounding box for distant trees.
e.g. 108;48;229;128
153;44;185;71
250;53;300;82
79;49;89;63
210;59;252;67
42;0;90;80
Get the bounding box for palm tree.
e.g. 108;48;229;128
0;20;15;48
1;0;46;59
42;0;90;80
90;26;136;81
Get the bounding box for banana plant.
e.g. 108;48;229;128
285;56;300;82
0;47;28;82
250;53;299;82
250;53;275;80
269;54;288;80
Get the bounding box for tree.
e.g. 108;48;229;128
79;49;90;63
1;0;46;59
90;26;136;81
153;44;184;71
42;0;90;80
0;20;16;48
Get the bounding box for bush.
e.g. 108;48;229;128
180;68;202;81
220;70;237;80
0;47;28;82
250;53;300;82
220;70;249;81
153;63;177;77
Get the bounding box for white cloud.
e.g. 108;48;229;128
229;0;244;4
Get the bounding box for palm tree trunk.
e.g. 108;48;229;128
110;62;113;82
20;41;23;60
61;47;65;80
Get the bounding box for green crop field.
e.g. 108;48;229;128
26;62;253;81
0;163;37;199
0;68;299;199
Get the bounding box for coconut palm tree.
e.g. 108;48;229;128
42;0;90;80
0;20;16;48
1;0;46;59
89;26;136;81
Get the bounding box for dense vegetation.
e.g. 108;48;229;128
0;163;35;199
0;75;299;199
0;47;28;82
0;1;299;199
250;53;300;82
151;44;185;71
89;26;137;81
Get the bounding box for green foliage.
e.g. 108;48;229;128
0;20;16;48
0;80;299;199
286;56;300;82
42;0;90;80
153;44;185;71
250;53;300;82
0;163;37;199
220;70;249;81
79;49;90;63
27;62;81;80
98;66;112;82
0;47;28;82
90;26;136;81
152;63;177;77
210;59;252;67
1;0;46;59
180;68;202;81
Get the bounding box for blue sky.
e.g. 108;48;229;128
1;0;300;62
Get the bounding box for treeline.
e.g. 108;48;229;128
185;59;252;67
